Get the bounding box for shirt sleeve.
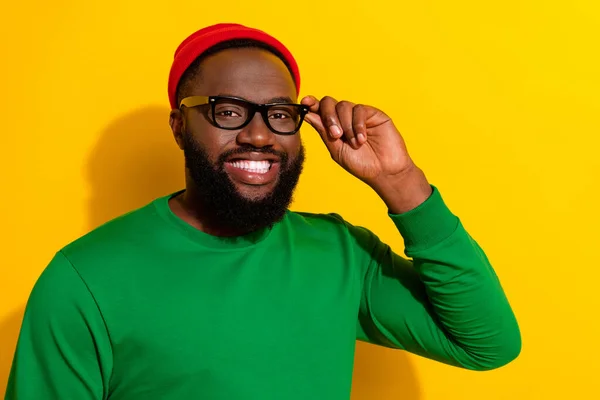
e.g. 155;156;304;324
5;252;112;400
352;186;521;371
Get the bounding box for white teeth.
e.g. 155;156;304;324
230;160;271;174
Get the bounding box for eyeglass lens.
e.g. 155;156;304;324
211;97;303;133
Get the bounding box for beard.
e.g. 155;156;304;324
181;131;305;234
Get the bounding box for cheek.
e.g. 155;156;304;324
279;135;302;159
187;122;234;160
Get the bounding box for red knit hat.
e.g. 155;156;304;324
168;23;301;109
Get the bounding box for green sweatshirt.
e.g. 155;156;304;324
5;186;520;400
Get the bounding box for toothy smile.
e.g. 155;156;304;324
227;160;273;174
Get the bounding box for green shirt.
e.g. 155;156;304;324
5;186;520;399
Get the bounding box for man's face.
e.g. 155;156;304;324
173;47;305;232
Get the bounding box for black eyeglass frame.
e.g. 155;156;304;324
179;95;310;135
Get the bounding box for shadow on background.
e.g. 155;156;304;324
0;106;180;396
84;106;420;399
87;106;183;229
351;341;421;399
0;308;25;395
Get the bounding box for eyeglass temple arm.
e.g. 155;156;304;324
179;96;210;108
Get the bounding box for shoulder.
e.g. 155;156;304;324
284;210;364;237
25;251;104;326
286;209;375;232
60;198;164;267
286;210;347;227
284;210;381;247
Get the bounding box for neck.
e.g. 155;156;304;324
169;183;250;238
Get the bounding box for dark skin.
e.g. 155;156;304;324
300;96;432;213
169;47;432;236
169;48;301;236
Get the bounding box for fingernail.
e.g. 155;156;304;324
357;133;366;143
330;125;342;137
350;138;358;147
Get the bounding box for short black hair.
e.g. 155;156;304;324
175;38;297;107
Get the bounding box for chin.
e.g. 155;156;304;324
233;182;277;202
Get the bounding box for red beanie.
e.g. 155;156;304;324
168;23;301;109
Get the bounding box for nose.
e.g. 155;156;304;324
236;111;276;148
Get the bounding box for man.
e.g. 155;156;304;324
6;23;520;399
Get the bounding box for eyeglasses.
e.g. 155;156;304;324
179;95;310;135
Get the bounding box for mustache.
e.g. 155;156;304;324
216;145;289;167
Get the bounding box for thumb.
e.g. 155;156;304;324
304;112;326;136
304;112;343;155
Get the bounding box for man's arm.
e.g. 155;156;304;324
300;94;520;369
5;252;112;400
351;185;521;370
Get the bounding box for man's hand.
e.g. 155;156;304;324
301;95;432;213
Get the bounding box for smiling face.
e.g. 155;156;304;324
170;45;305;233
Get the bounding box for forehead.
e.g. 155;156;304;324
192;47;297;103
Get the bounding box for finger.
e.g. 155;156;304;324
336;101;359;149
319;96;343;140
300;96;328;138
304;111;343;156
301;95;320;114
352;104;368;145
303;112;327;137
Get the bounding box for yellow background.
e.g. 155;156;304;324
1;1;599;398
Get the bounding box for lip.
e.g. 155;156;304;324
223;159;281;186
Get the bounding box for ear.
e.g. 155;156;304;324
169;109;185;150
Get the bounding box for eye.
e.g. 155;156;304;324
268;107;295;120
215;109;242;118
269;112;290;120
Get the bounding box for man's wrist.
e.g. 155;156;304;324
370;164;433;214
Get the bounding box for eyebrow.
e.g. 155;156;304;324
218;93;295;104
267;96;295;104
